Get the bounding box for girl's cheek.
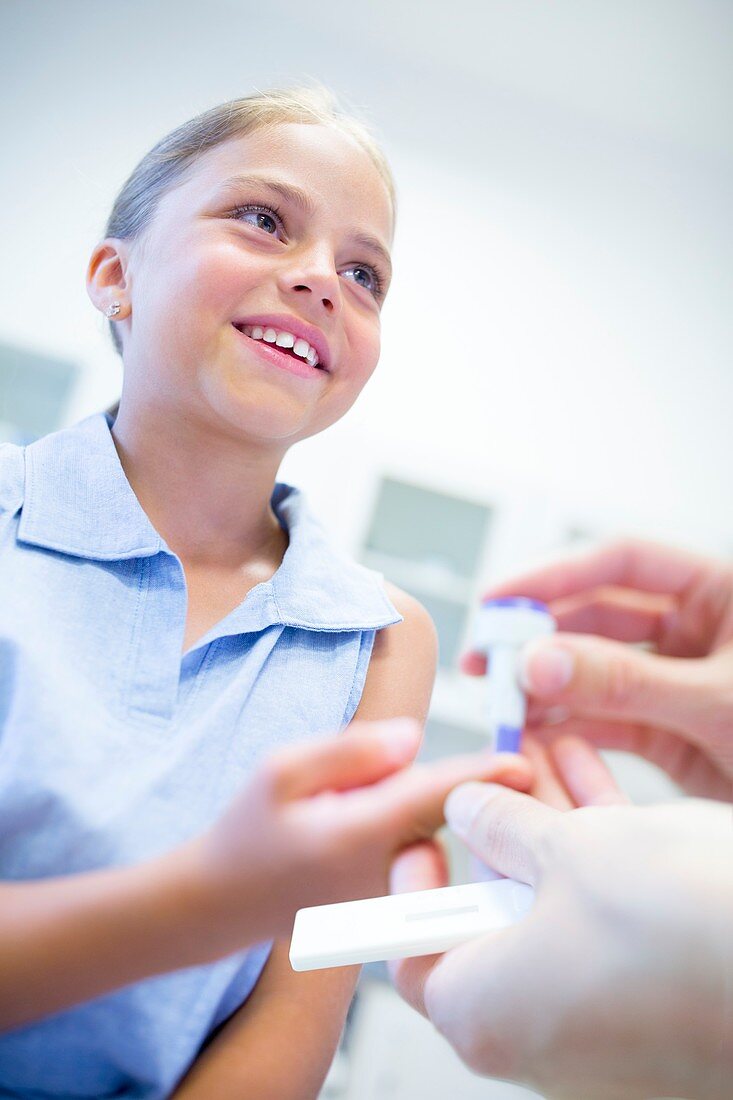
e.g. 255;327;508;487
351;309;381;362
363;330;382;378
191;239;253;283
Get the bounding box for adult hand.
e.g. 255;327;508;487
390;740;733;1100
463;540;733;799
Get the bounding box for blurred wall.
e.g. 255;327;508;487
1;0;731;561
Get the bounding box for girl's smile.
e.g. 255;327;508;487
110;122;394;450
232;313;332;379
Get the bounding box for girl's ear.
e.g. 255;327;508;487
86;238;132;320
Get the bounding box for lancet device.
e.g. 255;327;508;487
474;597;556;752
288;596;554;972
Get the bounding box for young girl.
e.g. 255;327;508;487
0;88;532;1097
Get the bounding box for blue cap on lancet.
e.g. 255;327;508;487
495;724;522;753
473;597;556;753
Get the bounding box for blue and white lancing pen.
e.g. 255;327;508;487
474;597;556;753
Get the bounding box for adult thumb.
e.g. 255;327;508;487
445;782;558;886
519;633;715;743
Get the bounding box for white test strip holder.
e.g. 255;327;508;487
289;878;534;971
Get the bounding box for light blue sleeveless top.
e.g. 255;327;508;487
0;413;400;1099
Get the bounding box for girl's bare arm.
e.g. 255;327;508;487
0;844;221;1032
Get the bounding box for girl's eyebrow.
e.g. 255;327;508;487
217;172;393;280
218;172;316;216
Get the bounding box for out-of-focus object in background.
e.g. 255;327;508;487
361;477;493;670
0;341;78;444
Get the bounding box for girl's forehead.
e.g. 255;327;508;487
180;123;394;239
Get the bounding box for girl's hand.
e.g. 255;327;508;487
463;539;733;800
188;719;534;952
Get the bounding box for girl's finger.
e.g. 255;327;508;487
348;750;535;844
270;719;421;801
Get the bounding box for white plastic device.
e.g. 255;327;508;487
473;597;556;752
289;878;534;971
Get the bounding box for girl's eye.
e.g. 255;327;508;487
231;205;284;238
341;264;383;299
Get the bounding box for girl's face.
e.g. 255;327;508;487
113;122;394;448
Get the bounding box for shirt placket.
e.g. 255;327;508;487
124;552;188;721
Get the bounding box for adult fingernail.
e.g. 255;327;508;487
519;641;574;695
542;705;572;726
444;781;500;837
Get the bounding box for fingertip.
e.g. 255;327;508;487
519;639;575;695
364;717;422;762
459;651;487;676
353;716;421;737
485;752;534;792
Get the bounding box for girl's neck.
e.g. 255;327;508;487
110;401;288;570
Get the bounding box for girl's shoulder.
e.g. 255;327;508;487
382;582;437;645
0;440;25;519
352;581;438;727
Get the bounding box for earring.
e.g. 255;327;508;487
105;301;122;319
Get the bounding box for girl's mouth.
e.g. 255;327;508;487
232;323;326;374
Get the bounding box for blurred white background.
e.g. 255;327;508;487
1;2;731;1096
1;0;731;554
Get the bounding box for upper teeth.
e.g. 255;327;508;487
242;325;320;368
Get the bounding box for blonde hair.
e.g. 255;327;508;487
104;86;395;354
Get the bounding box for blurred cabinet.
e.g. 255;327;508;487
0;341;78;443
359;474;501;750
361;477;493;670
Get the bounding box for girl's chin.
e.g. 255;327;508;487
202;387;316;445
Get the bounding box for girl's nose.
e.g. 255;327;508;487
278;247;341;316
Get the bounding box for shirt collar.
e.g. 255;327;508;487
266;484;401;632
17;414;400;633
19;413;162;559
